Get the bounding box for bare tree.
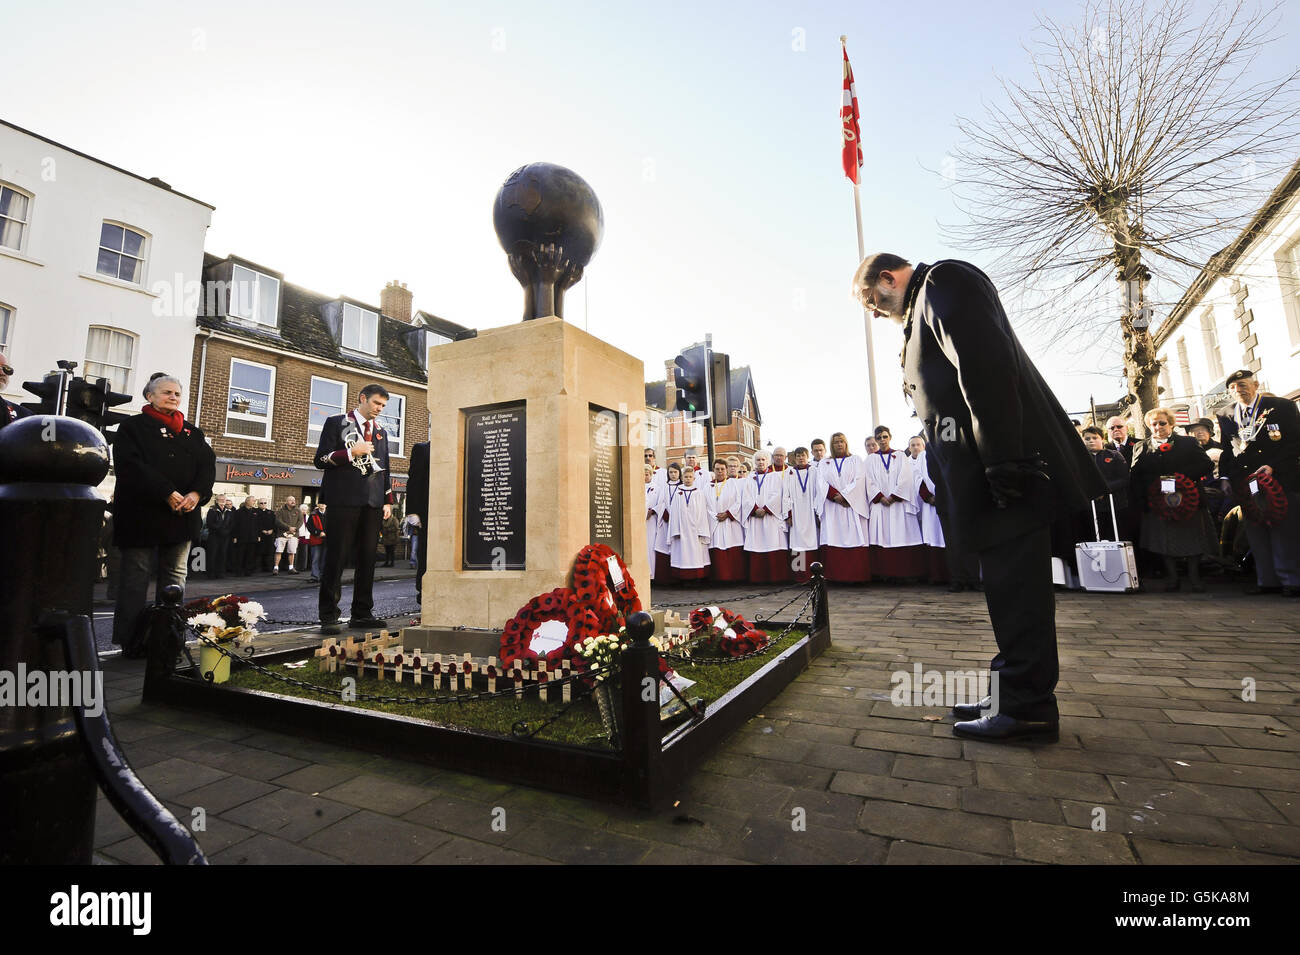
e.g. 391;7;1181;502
947;0;1297;433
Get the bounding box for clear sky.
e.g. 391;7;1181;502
6;0;1297;451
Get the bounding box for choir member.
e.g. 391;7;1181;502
644;464;665;579
810;439;828;464
737;461;752;478
668;462;715;581
710;458;746;582
866;426;927;579
645;447;668;493
815;432;872;582
909;436;948;583
682;447;712;488
771;447;788;472
864;435;880;455
653;462;681;582
740;450;791;583
783;446;822;583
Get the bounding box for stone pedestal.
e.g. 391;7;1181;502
417;315;649;633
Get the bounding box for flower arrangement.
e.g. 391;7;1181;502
1239;473;1289;528
1146;474;1199;522
571;543;642;632
688;606;770;658
576;629;672;683
498;587;602;670
185;594;266;645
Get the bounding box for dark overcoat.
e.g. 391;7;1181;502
111;413;215;548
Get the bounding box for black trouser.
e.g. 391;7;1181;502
319;505;382;623
977;523;1059;722
416;524;428;599
207;534;229;578
383;544;396;566
234;539;258;576
937;506;981;584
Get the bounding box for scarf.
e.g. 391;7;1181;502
143;404;184;433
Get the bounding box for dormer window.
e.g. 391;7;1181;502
342;302;378;354
230;264;280;327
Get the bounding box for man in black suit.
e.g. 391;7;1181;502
853;253;1105;743
0;352;33;430
315;384;395;634
1105;416;1137;465
1218;369;1300;596
405;441;430;603
204;495;234;579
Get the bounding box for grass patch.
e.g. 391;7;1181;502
225;627;808;748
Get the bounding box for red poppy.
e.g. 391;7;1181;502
1158;443;1172;452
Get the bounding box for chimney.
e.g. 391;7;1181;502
664;359;676;412
381;280;413;324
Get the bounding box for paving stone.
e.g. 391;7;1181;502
1058;799;1236;848
780;721;858;746
98;835;161;865
604;803;750;853
316;773;437;816
1205;746;1300;769
1107;775;1286;823
416;836;556;864
640;844;751;865
400;795;537;843
1076;737;1209;761
854;728;963;758
210;832;345;865
892;753;975;786
1219;818;1300;857
134;757;230;799
1260;791;1300;825
803;741;895;775
1140;722;1236;746
174;774;277;814
221;789;356;841
735;815;889;864
272;763;366;793
1166;761;1300;790
503;819;654;864
975;763;1116;803
301;809;453;864
1219;727;1299;751
1130;837;1294;865
856;799;1014;855
958;739;1039;766
885;842;1018;864
1012;820;1136;864
831;772;960;810
1032;747;1172;778
685;773;793;816
960;788;1063;825
779;788;866;831
1162;709;1290;730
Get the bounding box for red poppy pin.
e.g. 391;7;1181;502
1158;443;1171;452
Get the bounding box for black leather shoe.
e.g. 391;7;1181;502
1244;584;1282;595
350;617;388;629
320;622;342;636
951;696;992;720
952;713;1059;743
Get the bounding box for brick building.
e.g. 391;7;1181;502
189;257;469;510
645;362;761;464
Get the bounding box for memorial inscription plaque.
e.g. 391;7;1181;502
588;404;624;555
463;402;526;570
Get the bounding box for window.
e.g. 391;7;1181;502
1200;308;1224;381
377;393;404;458
342;303;378;354
96;222;147;284
1278;235;1300;347
307;376;346;446
0;302;12;353
0;184;31;251
688;421;704;448
230;265;280;327
84;327;136;394
226;359;275;440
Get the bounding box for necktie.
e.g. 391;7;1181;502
363;420;371;442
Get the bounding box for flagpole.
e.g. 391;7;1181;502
843;35;879;429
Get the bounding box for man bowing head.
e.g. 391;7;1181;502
315;384;395;634
852;253;1103;743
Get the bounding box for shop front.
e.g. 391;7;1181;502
213;459;409;511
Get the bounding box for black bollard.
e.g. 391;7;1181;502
0;415;205;863
620;611;663;808
810;561;830;631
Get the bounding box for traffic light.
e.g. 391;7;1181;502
65;377;133;442
20;373;62;415
710;351;731;427
673;345;708;419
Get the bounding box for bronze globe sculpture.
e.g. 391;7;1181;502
493;162;604;321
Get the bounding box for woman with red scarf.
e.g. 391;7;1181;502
1129;406;1215;592
111;372;216;655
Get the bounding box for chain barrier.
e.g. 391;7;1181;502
259;603;422;628
649;586;798;609
662;586;818;667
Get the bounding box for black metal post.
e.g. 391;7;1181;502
620;611;663;808
810;561;830;631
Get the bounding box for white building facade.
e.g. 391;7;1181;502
1154;159;1300;422
0;119;213;412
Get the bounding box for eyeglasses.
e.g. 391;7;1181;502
0;365;13;376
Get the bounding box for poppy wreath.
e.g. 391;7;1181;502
1238;473;1289;528
571;543;642;632
497;587;602;670
689;606;770;658
1147;473;1199;522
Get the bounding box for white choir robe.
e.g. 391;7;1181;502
709;477;747;581
668;484;715;578
782;466;822;583
865;450;927;578
653;481;680;580
815;454;872;582
912;451;946;548
644;481;666;579
740;470;791;582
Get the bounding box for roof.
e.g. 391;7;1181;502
1154;156;1300;348
1;119;216;210
644;365;759;424
413;310;473;341
197;264;434;384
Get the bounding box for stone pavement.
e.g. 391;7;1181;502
92;582;1300;864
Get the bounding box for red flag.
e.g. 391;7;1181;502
841;41;863;184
